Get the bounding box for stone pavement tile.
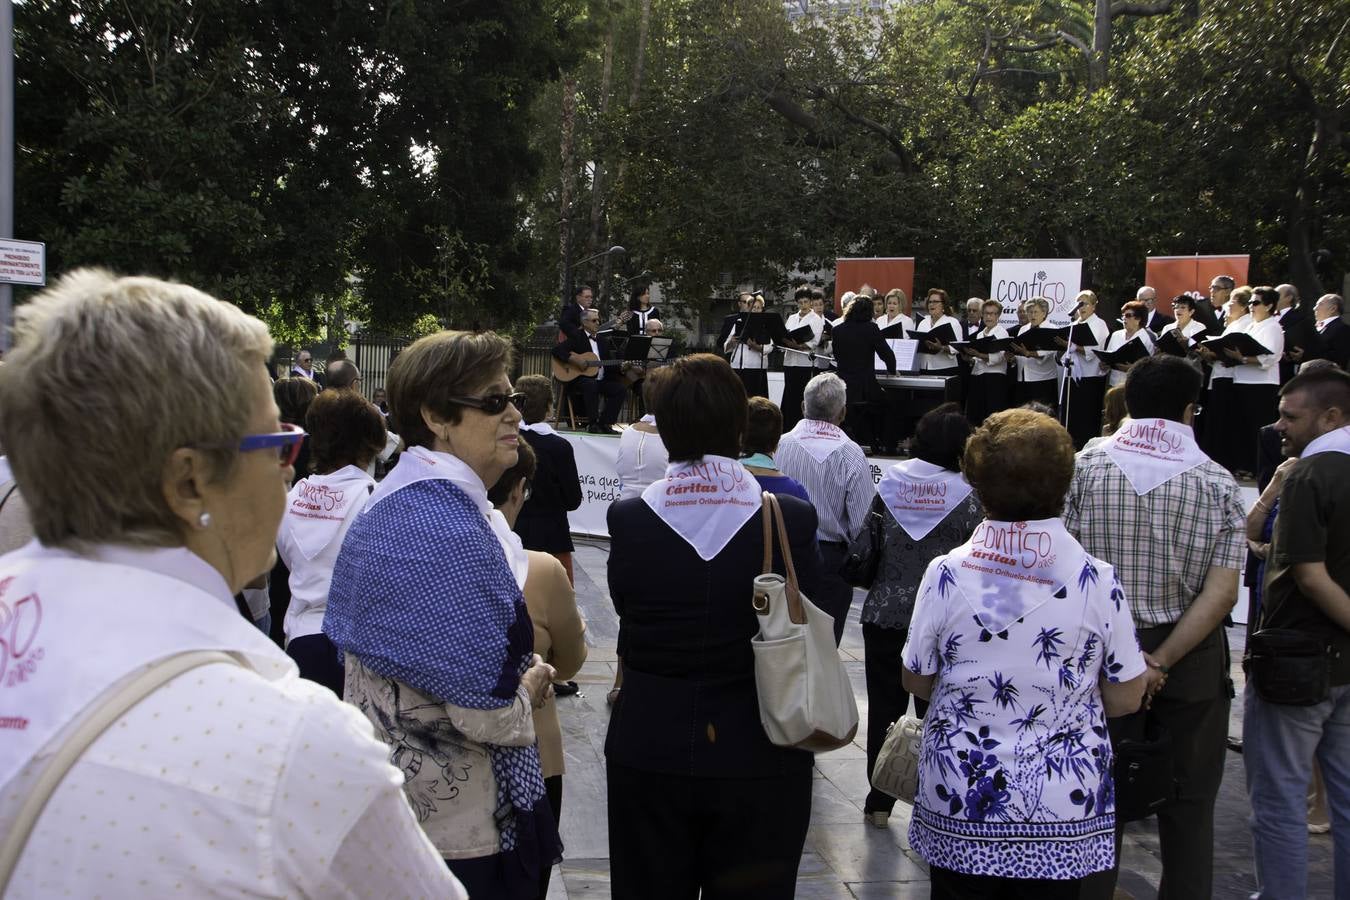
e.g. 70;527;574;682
847;882;932;899
559;858;611;898
806;822;928;882
544;865;569;899
791;876;857;899
816;755;872;806
812;770;869;823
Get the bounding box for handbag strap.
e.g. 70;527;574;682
759;491;805;625
0;649;240;891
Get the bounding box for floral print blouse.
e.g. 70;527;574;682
901;521;1147;880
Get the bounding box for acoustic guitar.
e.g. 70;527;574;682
552;352;627;383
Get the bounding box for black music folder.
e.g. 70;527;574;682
953;335;1014;354
1093;337;1151;366
1200;333;1273;357
878;321;907;339
741;312;793;344
1008;327;1060;352
787;323;816;343
1154;329;1197;357
1057;322;1100;347
915;322;958;345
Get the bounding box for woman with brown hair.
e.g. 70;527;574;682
324;330;560;898
901;408;1148;897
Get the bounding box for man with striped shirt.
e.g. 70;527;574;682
776;372;875;645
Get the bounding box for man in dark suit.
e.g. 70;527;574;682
1297;293;1350;370
1276;283;1316;383
558;284;593;343
552;307;627;432
1139;286;1175;335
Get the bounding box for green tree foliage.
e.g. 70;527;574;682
17;0;585;338
540;0;1347;317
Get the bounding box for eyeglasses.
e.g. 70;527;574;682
448;392;526;416
192;422;306;467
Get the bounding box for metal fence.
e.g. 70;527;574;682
348;334;410;397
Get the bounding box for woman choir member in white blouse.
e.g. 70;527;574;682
1102;300;1156;389
1229;286;1285;476
960;299;1011;424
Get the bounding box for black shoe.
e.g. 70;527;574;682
553;680;580;697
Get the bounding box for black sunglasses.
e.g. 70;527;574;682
449;392;526;415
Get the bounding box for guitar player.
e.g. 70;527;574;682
551;307;627;433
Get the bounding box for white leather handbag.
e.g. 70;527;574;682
870;714;924;804
751;492;859;752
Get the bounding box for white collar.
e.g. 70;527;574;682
16;541;237;612
783;418;851;463
641;456;761;561
1103;419;1208;494
946;518;1090;635
1303;426;1350;459
521;421;557;437
877;459;973;540
283;466;376;560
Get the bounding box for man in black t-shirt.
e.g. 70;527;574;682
1244;367;1350;899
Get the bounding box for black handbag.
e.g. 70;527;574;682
1113;726;1177;822
1247;627;1331;706
840;497;885;588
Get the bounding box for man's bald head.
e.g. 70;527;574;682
326;359;362;391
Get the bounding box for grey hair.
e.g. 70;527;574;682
804;372;847;422
1320;293;1345;314
1025;297;1051;317
0;268;273;547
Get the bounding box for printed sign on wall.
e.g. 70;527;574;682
989;259;1083;327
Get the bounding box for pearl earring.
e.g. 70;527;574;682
198;512;212;529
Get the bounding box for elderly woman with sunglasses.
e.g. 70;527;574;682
323;330;561;900
0;270;463;898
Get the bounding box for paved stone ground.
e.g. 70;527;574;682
543;541;1335;899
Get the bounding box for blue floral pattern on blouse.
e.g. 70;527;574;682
901;539;1147;880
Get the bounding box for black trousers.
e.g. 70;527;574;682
965;373;1010;425
1015;377;1058;411
580;376;627;427
1061;375;1106;449
930;866;1083;899
1233;382;1279;474
607;762;812;900
285;632;344;697
816;542;855;646
862;622;928;814
1082;625;1231;900
780;366;812;432
735;367;770;399
1201;378;1237;470
538;775;563;899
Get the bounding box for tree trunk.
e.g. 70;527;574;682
1090;0;1111;92
559;75;577;299
603;0;653;304
588;23;617;258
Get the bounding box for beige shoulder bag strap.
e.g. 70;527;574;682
0;650;240;892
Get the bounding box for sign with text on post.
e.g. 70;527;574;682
0;240;46;286
990;258;1082;328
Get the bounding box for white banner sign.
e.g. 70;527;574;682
558;431;891;538
990;258;1082;327
0;239;46;286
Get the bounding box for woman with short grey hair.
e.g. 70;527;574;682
0;269;461;897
